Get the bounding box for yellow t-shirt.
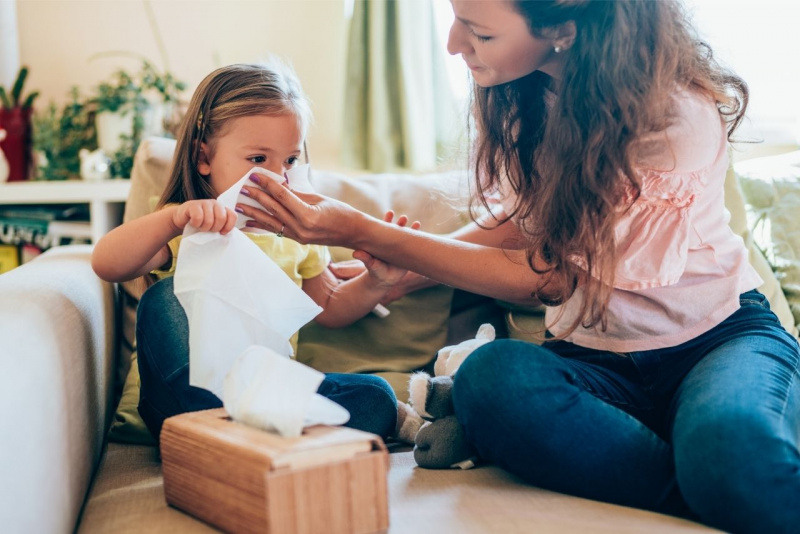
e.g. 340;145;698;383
152;231;330;352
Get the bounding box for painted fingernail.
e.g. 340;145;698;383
249;174;260;183
240;188;250;196
235;207;244;213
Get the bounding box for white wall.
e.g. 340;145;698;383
15;0;349;168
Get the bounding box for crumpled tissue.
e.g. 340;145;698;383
173;164;349;437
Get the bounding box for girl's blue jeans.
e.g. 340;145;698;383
454;290;800;533
135;277;398;441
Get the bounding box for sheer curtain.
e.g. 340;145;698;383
0;0;20;88
342;0;460;172
685;0;800;147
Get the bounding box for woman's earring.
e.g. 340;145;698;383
554;45;562;54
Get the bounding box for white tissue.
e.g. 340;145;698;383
223;346;350;437
173;166;344;436
217;164;313;231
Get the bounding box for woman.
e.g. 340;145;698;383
236;1;800;532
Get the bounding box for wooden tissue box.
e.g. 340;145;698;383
161;408;389;534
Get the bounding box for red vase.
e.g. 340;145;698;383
0;107;33;182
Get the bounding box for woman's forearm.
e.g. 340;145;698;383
351;213;541;306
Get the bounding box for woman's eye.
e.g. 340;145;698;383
470;28;492;42
248;156;266;164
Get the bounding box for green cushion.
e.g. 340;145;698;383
296;285;454;403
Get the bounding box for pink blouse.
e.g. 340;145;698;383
505;88;762;352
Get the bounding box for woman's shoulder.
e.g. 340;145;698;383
634;87;725;175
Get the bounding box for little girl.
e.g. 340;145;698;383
92;63;410;440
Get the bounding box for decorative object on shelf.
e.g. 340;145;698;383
0;66;39;182
89;56;186;179
0;129;8;183
33;88;97;181
79;148;111;181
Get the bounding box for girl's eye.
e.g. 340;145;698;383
286;156;299;166
248;156;266;164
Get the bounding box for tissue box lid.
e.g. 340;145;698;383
160;408;386;471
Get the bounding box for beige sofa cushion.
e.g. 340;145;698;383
79;442;716;533
735;151;800;336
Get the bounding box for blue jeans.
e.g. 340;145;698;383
453;290;800;533
136;277;397;440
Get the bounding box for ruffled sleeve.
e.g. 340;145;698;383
613;169;707;289
613;88;724;289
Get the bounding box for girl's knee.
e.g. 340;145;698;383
327;374;397;438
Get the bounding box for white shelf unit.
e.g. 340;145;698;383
0;179;131;243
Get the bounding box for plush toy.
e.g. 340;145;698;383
408;323;496;469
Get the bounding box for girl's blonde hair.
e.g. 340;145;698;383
158;61;312;208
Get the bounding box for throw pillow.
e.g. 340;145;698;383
735;151;800;337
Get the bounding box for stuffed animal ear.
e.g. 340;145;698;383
433;346;453;377
476;323;496;341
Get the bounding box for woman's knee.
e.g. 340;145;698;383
453;339;565;429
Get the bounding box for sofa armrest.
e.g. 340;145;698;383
0;245;117;533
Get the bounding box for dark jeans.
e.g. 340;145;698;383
453;290;800;534
136;277;397;440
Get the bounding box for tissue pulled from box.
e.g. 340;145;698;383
223;346;350;437
173;165;346;436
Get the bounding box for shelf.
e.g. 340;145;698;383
0;179;131;204
0;179;132;243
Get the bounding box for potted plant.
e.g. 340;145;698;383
90;58;185;178
33;87;97;181
0;66;39;182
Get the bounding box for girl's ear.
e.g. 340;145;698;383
196;142;212;176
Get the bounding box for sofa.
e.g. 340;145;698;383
3;137;798;533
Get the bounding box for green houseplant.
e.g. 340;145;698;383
33;88;97;181
90;59;185;178
0;66;40;181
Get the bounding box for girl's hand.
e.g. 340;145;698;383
328;211;422;282
172;200;237;235
354;211;421;288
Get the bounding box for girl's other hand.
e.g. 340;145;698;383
172;200;238;235
357;210;421;288
328;259;367;281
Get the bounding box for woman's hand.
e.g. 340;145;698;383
238;172;364;247
172;200;237;234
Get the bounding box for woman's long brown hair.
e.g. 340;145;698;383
471;0;748;336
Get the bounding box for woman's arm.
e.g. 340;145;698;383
238;179;545;307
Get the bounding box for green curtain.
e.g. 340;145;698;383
343;0;460;172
